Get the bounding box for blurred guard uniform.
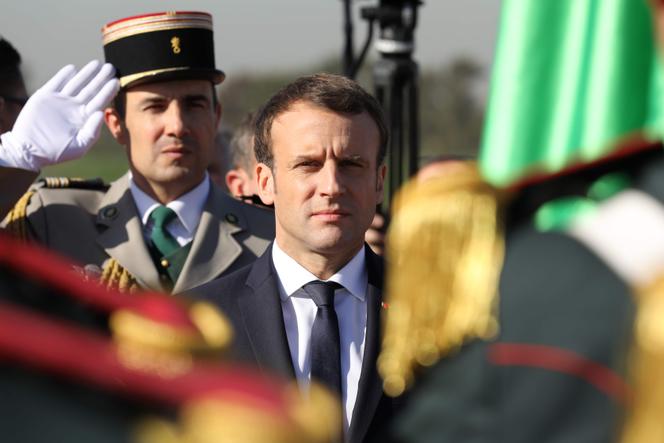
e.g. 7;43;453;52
2;12;274;293
0;232;340;443
378;142;664;442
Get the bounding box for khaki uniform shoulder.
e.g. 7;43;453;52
4;176;110;240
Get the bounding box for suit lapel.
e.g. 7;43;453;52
95;173;164;291
237;245;295;379
349;246;385;443
174;184;243;293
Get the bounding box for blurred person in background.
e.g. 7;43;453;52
0;37;28;133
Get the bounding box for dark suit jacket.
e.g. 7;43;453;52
189;243;398;443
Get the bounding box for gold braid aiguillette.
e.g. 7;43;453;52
378;165;505;397
101;258;140;292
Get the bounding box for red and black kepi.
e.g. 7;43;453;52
102;11;225;88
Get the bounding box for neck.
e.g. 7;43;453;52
277;240;364;280
131;173;203;205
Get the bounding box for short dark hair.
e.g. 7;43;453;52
254;73;388;169
228;112;257;173
0;38;24;96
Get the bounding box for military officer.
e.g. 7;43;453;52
1;11;274;293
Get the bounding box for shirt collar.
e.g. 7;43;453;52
128;172;210;235
272;240;367;302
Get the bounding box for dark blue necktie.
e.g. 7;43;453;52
304;281;343;398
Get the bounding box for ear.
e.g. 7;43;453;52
256;162;275;206
375;163;387;205
225;168;250;199
104;107;128;145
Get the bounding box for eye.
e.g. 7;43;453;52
186;98;210;110
295;160;322;170
142;102;166;112
339;159;365;169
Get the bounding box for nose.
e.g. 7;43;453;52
319;161;345;197
164;101;189;138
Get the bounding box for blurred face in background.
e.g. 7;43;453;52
0;77;27;133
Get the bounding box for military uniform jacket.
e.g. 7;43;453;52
389;145;664;443
13;172;275;293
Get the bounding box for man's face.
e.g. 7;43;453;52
107;79;220;200
257;101;385;265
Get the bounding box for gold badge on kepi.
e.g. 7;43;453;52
170;36;181;54
102;11;225;88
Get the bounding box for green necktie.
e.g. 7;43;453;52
149;206;180;257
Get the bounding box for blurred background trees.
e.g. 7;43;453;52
43;54;486;180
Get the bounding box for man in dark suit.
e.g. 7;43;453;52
190;73;393;442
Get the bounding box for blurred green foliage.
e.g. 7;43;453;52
41;128;127;181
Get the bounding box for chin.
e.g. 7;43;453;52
312;233;362;254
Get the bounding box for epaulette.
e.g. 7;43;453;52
37;176;110;191
0;233;231;355
0;233;340;442
4;176;110;241
619;277;664;442
505;140;664;229
378;165;504;397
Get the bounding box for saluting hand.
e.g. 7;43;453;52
0;60;119;171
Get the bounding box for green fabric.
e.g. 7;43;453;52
535;197;597;232
480;0;662;187
163;242;192;284
533;173;631;231
587;172;631;201
149;206;180;257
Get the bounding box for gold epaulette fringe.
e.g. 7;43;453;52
101;258;140;293
378;165;506;397
3;189;36;241
620;277;664;442
134;382;341;443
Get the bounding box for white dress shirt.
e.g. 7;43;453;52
271;240;368;433
129;172;210;245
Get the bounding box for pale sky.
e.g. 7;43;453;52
1;0;501;91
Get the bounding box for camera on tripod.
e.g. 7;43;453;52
341;0;423;211
360;0;422;56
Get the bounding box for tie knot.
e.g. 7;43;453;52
149;206;177;229
304;281;341;307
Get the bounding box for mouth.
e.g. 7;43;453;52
311;209;351;222
161;146;191;158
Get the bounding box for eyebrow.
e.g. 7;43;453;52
339;155;366;163
288;154;368;167
182;94;211;102
137;94;211;106
137;96;166;106
288;154;320;167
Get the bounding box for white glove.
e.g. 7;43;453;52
0;60;120;171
